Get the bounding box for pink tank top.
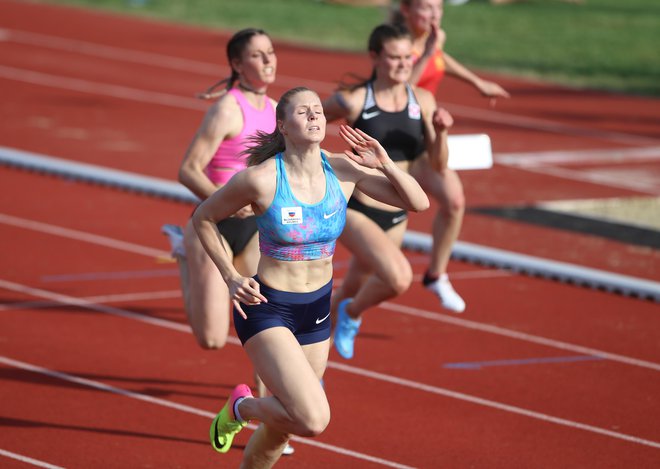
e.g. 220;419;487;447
204;88;276;185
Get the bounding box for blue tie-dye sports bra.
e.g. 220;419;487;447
256;152;347;261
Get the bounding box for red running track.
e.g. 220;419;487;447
0;1;659;468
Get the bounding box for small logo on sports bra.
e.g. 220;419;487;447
323;209;339;219
408;103;421;120
281;206;303;225
361;110;381;120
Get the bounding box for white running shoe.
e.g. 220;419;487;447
425;274;466;313
282;443;295;455
161;224;185;258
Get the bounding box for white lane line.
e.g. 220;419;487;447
1;279;659;450
0;213;168;258
498;162;660;195
0;279;192;333
0;449;65;469
0;289;180;312
2;27;658;145
1;28;223;74
495;146;660;194
0;356;413;469
326;361;660;449
42;269;179;282
381;301;660;372
0;28;336;94
82;289;181;303
448;103;659;146
496;146;660;167
0;65;206;111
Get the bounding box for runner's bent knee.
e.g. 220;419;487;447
195;332;227;349
289;399;330;437
374;248;412;294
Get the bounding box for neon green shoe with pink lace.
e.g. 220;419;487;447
209;384;253;453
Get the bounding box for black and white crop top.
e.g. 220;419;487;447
352;82;425;162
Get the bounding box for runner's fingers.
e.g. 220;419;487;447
353;127;376;145
247;278;268;303
339;125;362;146
233;300;247;320
340;125;373;148
235;288;263;305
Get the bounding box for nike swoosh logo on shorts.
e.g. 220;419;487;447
316;312;331;324
361;110;380;120
323;210;338;219
392;214;408;224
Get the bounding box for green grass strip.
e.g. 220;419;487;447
42;0;660;96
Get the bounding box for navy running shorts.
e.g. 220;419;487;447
233;276;333;346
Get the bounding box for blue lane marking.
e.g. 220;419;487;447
443;355;605;370
42;269;179;282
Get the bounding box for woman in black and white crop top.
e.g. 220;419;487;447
352;81;426;163
322;23;468;361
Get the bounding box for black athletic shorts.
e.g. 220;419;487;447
216;216;258;257
347;196;408;232
191;207;258;257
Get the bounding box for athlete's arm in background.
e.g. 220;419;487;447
178;94;242;200
322;88;363;123
443;52;510;99
416;86;452;172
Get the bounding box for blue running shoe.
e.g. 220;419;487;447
333;299;361;359
161;224;185;258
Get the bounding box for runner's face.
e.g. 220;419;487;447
375;38;413;84
237;34;277;87
281;91;326;144
405;0;443;34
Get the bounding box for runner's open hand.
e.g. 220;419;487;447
339;125;391;170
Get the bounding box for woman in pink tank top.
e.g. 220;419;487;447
161;28;295;455
203;88;276;185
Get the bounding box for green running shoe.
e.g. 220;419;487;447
209;384;253;453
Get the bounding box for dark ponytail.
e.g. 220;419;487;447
391;0;411;26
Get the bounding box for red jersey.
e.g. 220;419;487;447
414;49;446;94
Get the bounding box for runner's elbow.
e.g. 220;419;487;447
411;195;430;212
